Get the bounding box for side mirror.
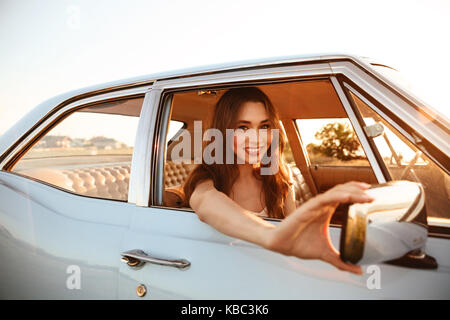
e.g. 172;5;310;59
340;180;437;269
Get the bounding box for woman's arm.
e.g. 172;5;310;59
190;179;276;247
190;179;374;274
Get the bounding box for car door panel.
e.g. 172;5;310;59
310;166;378;193
118;207;450;299
118;208;368;299
0;172;131;299
117;69;450;299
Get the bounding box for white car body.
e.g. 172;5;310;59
0;54;449;299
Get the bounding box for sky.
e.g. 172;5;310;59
1;0;449;137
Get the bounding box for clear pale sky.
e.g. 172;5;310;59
1;0;449;136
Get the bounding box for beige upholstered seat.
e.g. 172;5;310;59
164;161;198;188
17;161;197;202
18;165;131;201
18;162;312;207
289;165;313;206
63;165;131;200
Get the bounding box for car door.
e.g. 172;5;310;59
118;63;450;299
0;89;148;299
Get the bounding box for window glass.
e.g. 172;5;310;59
349;90;449;220
296;118;371;167
12;97;144;201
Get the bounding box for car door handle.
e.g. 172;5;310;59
120;249;191;270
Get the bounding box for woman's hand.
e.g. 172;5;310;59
265;181;374;275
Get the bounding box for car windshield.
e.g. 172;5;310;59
370;64;449;126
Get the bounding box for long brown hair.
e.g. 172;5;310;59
182;87;292;219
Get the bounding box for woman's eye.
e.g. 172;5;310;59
237;125;248;131
260;124;270;129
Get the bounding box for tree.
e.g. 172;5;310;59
307;122;363;161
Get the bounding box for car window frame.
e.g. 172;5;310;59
336;76;450;237
329;62;449;175
147;74;386;224
145;61;449;237
145;63;450;239
0;87;149;203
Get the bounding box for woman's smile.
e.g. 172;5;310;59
244;145;266;157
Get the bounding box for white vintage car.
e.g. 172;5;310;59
0;54;448;299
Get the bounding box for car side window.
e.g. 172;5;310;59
158;80;379;218
296;118;370;167
11;97;144;201
348;90;450;221
294;119;377;194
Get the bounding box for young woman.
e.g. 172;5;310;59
182;87;373;274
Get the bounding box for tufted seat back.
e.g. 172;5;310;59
164;161;198;188
62;165;131;201
289;164;313;206
17;161;197;202
18;161;312;207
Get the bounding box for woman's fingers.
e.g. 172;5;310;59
279;182;374;236
272;181;372;275
321;184;375;206
322;248;363;275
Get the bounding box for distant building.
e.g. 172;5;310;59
88;136;126;149
36;135;72;148
34;135;126;149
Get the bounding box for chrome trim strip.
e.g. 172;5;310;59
154;94;173;206
330;76;386;183
155;63;332;89
428;217;450;227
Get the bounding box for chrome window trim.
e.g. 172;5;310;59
154;63;332;90
330;76;386;183
154;94;173;206
329;61;449;158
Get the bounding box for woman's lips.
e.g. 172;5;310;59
244;146;265;157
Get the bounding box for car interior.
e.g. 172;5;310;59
11;79;384;222
162;79;378;221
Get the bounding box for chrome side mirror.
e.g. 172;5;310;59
340;180;437;269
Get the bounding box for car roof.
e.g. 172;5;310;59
0;53;362;156
0;53;447;160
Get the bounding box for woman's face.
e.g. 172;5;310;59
232;101;273;165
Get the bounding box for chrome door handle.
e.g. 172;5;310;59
120;249;191;270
